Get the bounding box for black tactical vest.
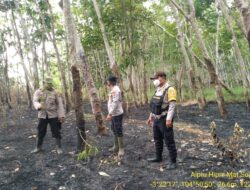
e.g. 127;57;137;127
149;86;170;115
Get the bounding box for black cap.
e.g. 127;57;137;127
150;71;166;80
106;75;117;84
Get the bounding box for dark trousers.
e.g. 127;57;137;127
37;117;61;146
153;117;177;163
111;114;123;137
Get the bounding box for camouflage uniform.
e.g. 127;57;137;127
32;77;65;154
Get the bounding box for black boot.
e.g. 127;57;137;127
166;162;177;170
147;156;162;163
108;136;118;152
31;138;43;153
56;139;63;154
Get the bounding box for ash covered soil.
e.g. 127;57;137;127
0;103;250;190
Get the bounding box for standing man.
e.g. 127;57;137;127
32;77;65;154
106;76;124;158
147;71;177;169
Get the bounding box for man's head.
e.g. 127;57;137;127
150;71;167;87
43;76;54;91
106;75;117;88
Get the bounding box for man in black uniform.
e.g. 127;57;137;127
147;71;177;169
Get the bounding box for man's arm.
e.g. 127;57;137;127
108;88;121;116
166;101;176;121
57;95;65;119
33;90;42;110
165;87;177;127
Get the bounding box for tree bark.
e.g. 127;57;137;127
234;0;250;47
176;64;185;102
3;52;12;109
142;58;148;105
128;65;138;107
62;0;107;135
71;65;86;152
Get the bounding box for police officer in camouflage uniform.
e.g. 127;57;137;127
31;77;65;154
147;72;177;169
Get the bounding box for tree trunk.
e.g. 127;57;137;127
71;65;86;152
44;0;71;113
141;35;148;105
19;15;40;89
176;64;185;102
41;32;48;81
128;65;138;107
3;54;12;109
171;4;206;109
171;0;227;116
234;0;250;47
1;36;12;108
92;0;120;77
142;58;148;105
10;9;33;108
62;0;107;135
92;0;128;114
65;40;73;103
218;0;250;109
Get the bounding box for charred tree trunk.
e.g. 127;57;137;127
71;65;86;152
62;0;107;135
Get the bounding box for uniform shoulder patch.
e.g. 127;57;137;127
167;87;177;101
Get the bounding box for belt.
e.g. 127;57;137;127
154;114;167;120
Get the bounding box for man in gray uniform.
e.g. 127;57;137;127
106;76;124;158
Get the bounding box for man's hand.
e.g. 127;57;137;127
166;120;172;128
147;118;152;127
37;103;44;111
106;114;112;121
59;117;65;123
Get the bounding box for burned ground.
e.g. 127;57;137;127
0;103;249;190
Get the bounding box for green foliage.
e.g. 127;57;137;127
202;3;218;34
194;0;214;19
37;0;49;11
0;0;16;11
181;87;248;103
77;144;99;161
204;87;248;103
